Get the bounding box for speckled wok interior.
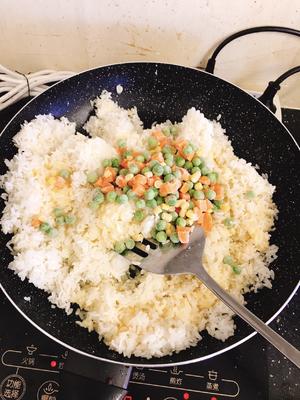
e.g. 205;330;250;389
0;63;299;366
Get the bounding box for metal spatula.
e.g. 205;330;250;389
126;227;300;368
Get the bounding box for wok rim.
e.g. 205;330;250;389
0;61;299;367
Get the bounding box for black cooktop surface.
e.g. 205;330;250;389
0;99;299;400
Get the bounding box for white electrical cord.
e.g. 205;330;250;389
0;65;75;111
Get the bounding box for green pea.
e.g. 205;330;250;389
184;161;193;170
191;166;201;174
129;164;139;174
232;264;241;274
223;255;234;265
119;168;128;176
201;165;210;175
170;232;180;243
193;190;205;200
164;154;174;166
59;169;70;179
206;189;216;200
117;194;128;204
156;195;163;205
192;157;202;167
135;199;146;209
65;215;76;225
142;166;150;175
189;201;194;209
145;188;156;200
183;145;193;155
123;185;130;194
173;170;181;179
106;191;117;202
86;171;98;184
171;211;178;221
102;159;112;167
156;220;167;231
175;156;185;167
162;127;171;136
163;165;172;175
125;151;134;159
164;173;174;182
176;217;186;227
47;227;58;237
152;164;164;176
170;126;178;136
246;190;255;199
213;200;222;209
89;201;99;210
223;218;234;228
133;209;145;222
127;190;136;200
143;150;151;161
93;192;105;204
114;241;126;254
148;160;159;168
39;222;51;233
112;158;120;168
148;136;158;149
135;155;145;163
156;230;167;243
55;216;65;225
162;145;172;154
117;139;126;148
207;172;218;184
125;238;135;250
166;195;177;206
146;199;157;208
189;189;195;197
152;187;159;196
53;208;64;217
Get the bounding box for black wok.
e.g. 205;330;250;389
0;62;299;366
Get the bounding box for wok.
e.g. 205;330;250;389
0;62;299;367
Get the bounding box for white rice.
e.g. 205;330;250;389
0;91;278;358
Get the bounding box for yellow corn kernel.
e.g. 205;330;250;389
179;203;189;217
186;218;194;226
168;206;175;212
186;210;195;219
190;171;201;183
196;149;202;157
221;203;230;212
161;212;172;222
175;199;185;207
46;176;56;186
132;233;143;242
194;182;203;191
154;206;162;215
166;223;175;236
154;180;162;189
179;210;186;218
161;203;171;211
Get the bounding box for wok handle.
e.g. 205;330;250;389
258;66;300;113
197;269;300;368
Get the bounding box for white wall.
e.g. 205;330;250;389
0;0;299;106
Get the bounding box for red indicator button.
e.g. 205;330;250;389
183;393;190;399
50;360;57;368
211;397;218;400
